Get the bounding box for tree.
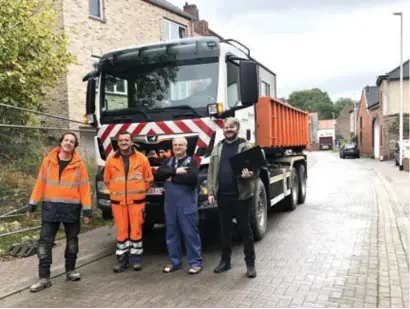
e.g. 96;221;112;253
287;88;335;119
334;97;358;118
0;0;75;161
0;0;75;120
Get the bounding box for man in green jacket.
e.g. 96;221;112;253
207;117;258;278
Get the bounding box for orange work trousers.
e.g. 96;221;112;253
112;203;145;262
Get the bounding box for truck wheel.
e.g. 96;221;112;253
282;167;299;211
297;164;307;204
143;221;155;235
250;178;268;241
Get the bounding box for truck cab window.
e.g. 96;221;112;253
226;60;240;107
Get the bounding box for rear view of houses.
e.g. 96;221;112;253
316;61;409;168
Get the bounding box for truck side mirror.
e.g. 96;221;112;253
86;78;96;114
84;78;97;126
239;60;259;106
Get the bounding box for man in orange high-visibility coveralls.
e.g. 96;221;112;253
104;131;153;272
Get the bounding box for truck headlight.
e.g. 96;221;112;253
97;181;110;194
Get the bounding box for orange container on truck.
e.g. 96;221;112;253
83;36;310;241
256;96;310;149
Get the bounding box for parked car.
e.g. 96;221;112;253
321;143;329;150
340;144;360;159
394;139;410;166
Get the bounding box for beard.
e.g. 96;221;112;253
224;131;238;141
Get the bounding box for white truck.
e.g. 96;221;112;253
83;36;310;240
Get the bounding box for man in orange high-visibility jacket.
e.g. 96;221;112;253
26;132;92;293
104;131;153;272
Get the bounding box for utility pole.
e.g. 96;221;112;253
393;12;404;170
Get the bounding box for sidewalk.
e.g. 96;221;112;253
0;225;117;299
360;157;409;263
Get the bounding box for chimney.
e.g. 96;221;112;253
183;2;199;20
193;20;209;36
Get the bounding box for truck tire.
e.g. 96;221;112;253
282;167;299;211
143;221;155;235
250;178;268;241
297;164;307;204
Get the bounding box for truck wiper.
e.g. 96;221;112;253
160;105;201;117
128;108;152;121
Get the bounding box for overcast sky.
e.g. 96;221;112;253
172;0;410;102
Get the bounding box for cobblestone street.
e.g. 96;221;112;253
1;151;408;308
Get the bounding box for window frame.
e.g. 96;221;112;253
89;0;104;20
105;78;128;96
261;80;271;96
226;57;241;108
163;19;187;41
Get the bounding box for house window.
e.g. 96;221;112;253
91;56;100;91
226;59;240;107
89;0;103;19
261;81;270;96
163;19;186;41
105;75;127;96
360;116;363;128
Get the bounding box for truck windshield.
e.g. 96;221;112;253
100;58;218;121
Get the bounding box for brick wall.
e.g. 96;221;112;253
335;105;351;141
39;0;70;129
52;0;191;128
382;113;410;159
357;91;384;158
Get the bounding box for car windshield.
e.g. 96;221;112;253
100;58;218;115
345;144;355;149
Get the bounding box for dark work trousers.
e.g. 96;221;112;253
217;195;255;266
38;221;81;279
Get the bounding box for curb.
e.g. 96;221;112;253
374;168;409;264
0;231;116;300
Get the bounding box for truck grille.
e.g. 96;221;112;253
110;134;199;167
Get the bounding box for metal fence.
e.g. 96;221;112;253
0;103;96;218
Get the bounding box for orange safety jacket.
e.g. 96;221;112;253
104;148;153;206
28;147;92;221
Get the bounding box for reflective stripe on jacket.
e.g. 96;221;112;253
29;147;92;221
104;148;153;205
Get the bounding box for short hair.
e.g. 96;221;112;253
172;136;188;146
117;131;132;139
223;117;240;130
59;132;79;148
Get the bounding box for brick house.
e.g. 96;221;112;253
335;105;352;142
356;60;410;161
356;85;383;158
335;103;359;143
376;59;410;160
47;0;208;128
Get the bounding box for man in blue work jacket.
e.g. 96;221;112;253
155;136;203;274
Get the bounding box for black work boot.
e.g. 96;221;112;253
66;270;81;281
246;265;256;278
213;260;231;273
113;254;129;273
30;278;52;293
132;262;142;271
